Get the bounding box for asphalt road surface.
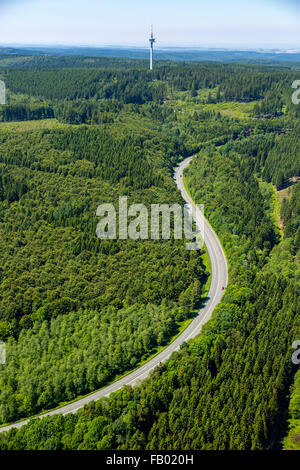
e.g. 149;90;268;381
0;156;228;433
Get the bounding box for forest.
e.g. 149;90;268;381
0;58;299;449
0;120;208;422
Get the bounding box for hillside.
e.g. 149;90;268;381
0;59;299;449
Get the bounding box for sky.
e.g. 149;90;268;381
0;0;300;48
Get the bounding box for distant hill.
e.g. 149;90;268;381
1;45;300;66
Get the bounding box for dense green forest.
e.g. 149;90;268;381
1;142;298;450
281;184;300;450
0;58;299;449
284;368;300;450
0;120;208;422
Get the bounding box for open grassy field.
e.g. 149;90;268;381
0;118;65;132
163;90;257;120
203;100;257;119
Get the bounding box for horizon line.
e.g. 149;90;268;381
1;43;300;52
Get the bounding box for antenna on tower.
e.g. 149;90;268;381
149;25;156;71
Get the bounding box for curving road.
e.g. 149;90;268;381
0;156;228;433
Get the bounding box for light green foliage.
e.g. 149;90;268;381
0;58;299;449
